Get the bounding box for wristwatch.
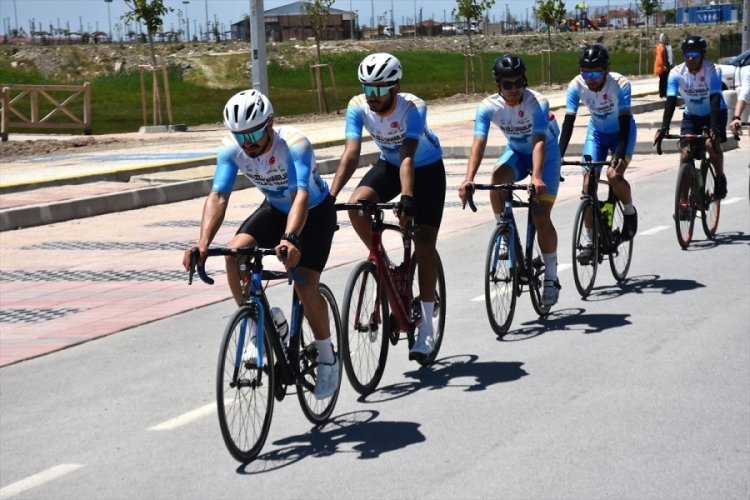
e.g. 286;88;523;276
733;115;742;121
281;232;300;247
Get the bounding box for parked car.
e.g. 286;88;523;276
717;49;750;91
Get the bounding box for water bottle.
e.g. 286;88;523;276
271;307;289;346
600;201;614;228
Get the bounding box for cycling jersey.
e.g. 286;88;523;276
212;126;330;213
667;61;727;117
344;92;443;167
473;88;559;156
565;71;633;134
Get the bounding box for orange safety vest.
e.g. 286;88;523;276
654;43;669;76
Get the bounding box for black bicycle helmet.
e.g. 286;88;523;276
492;55;527;79
579;44;610;69
681;35;707;53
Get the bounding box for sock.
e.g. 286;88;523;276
543;252;558;282
623;202;635;215
495;213;503;224
315;337;335;364
585;228;593;243
420;301;435;338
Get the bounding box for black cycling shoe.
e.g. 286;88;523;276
715;174;727;200
577;245;594;264
622;209;638;241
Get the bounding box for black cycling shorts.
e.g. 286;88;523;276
681;110;728;144
236;195;336;273
357;158;446;228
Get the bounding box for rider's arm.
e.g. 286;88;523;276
398;138;418;197
709;93;722;134
284;189;309;238
329;139;361;198
559;80;581;157
660;96;677;131
198;143;238;248
531;134;546;184
615;113;631;159
463;101;492;183
558;113;577;158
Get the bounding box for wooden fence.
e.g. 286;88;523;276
1;83;92;141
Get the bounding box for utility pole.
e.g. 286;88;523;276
183;1;190;41
414;0;417;39
390;0;395;37
204;0;209;41
104;0;113;42
371;0;375;31
249;0;268;96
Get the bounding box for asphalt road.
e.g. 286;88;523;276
1;150;748;499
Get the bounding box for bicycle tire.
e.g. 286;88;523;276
572;199;599;297
608;200;633;282
700;159;720;239
216;305;274;464
528;236;551;317
295;283;343;424
408;250;446;366
341;260;389;395
674;162;696;249
484;224;517;336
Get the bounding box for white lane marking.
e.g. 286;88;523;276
639;225;670;236
0;464;84;499
722;196;743;205
149;402;216;431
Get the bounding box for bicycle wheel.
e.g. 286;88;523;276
608;200;633;282
572;200;599;298
295;284;342;424
528;236;551;317
700;159;720;239
408;250;446;366
216;306;274;463
674;162;696;249
484;224;517;336
341;260;389;395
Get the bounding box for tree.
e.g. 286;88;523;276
533;0;566;84
639;0;661;36
122;0;173;125
305;0;335;113
453;0;495;94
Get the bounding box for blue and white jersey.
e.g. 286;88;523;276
473;88;558;155
565;71;632;134
344;92;443;167
667;61;727;117
212;126;330;213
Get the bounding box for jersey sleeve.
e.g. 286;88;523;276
709;67;723;95
403;100;427;141
344;95;365;141
666;69;680;98
532;96;550;137
285;131;314;193
473;99;493;139
565;80;581;114
212;143;239;193
617;77;632;114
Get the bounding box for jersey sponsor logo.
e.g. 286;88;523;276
269;155;276;165
390;121;399;128
519;110;525;118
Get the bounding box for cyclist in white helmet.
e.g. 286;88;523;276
330;52;446;362
182;89;339;400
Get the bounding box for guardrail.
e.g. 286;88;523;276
1;83;92;141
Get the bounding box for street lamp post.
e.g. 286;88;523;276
104;0;113;42
182;1;190;41
204;0;209;41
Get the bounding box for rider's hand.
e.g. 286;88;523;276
730;118;742;136
276;239;300;269
708;127;721;144
531;177;547;199
395;195;415;228
458;180;474;209
611;156;627;176
183;244;206;271
653;127;667;145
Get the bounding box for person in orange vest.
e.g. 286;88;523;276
654;33;673;98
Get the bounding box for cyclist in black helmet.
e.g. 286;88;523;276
654;35;728;200
558;44;639;253
458;54;563;306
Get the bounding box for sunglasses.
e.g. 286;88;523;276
683;51;701;59
233;123;267;145
363;84;395;97
581;70;604;80
499;78;525;90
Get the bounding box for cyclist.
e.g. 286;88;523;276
729;70;750;136
329;52;446;362
458;54;562;306
654;35;728;202
558;44;639;258
181;89;338;400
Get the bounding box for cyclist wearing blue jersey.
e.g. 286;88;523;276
558;44;638;250
181;89;338;399
654;35;728;200
458;54;562;306
329;52;446;362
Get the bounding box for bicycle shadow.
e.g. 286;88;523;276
358;354;528;404
583;273;706;302
235;410;425;473
501;307;633;340
681;230;748;249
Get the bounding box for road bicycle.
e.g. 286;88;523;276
188;246;342;463
656;129;720;249
562;155;634;298
465;183;550;337
334;200;446;395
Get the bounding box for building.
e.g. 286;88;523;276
230;1;355;42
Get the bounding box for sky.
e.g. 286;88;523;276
0;0;625;37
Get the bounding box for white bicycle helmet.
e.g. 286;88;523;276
357;53;403;85
222;89;273;132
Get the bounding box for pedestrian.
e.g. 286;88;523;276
182;89;339;400
654;33;674;99
329;52;446;362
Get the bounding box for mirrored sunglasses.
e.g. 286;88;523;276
683;51;701;59
500;79;525;90
581;70;604;80
363;84;395;97
233;123;267;145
